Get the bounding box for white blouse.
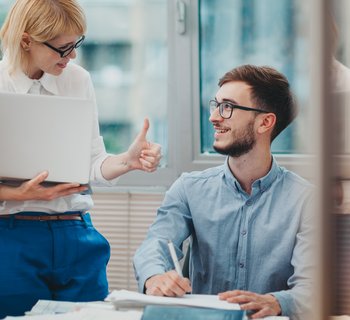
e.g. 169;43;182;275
0;58;119;214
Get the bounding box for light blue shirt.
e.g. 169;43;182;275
133;158;314;319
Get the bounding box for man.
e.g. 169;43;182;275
133;65;314;319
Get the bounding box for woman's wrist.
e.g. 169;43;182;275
0;184;17;201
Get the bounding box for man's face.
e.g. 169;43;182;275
209;81;257;157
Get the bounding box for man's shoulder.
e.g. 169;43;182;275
278;165;313;191
169;165;225;195
180;165;225;181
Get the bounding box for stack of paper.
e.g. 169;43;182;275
26;299;113;315
105;290;240;310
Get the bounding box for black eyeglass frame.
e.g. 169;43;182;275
43;35;85;58
209;99;269;119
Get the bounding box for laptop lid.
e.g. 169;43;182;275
0;92;94;184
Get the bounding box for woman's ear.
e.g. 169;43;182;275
21;32;32;51
256;113;276;135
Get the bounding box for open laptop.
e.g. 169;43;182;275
0;92;94;186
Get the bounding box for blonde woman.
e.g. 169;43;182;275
0;0;161;316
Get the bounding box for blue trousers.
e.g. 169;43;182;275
0;212;110;318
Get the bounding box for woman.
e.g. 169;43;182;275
0;0;161;316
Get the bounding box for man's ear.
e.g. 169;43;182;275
21;32;32;51
256;113;276;135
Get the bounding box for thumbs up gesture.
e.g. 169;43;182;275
126;118;162;172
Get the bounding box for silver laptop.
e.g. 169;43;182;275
0;92;93;185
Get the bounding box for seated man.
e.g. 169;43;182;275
133;65;314;319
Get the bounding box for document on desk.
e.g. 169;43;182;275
4;308;142;320
261;317;289;320
106;289;240;310
26;299;114;315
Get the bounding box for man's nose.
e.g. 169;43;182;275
209;107;222;122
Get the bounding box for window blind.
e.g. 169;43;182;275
90;191;164;291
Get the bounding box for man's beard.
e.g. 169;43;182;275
213;121;256;157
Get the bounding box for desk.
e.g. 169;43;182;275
2;299;289;320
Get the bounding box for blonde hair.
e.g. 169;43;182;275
0;0;86;73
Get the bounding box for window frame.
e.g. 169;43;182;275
170;0;350;182
95;0;350;188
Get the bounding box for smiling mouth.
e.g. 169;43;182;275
215;128;229;133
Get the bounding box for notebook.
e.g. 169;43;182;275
142;305;245;320
0;92;94;185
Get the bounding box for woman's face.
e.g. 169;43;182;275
24;34;80;79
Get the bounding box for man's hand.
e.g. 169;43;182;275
145;271;192;297
7;171;88;201
127;118;162;172
219;290;281;319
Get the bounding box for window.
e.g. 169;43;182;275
79;0;167;155
77;0;172;186
171;0;316;179
199;0;310;155
1;0;344;183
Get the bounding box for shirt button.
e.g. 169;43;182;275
241;230;247;236
239;263;245;268
246;200;252;206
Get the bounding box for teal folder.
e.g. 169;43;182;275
142;305;246;320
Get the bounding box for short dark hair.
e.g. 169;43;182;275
218;64;296;141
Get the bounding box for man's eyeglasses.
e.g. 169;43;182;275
209;99;269;119
43;35;85;58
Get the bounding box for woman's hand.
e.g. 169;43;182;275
100;118;162;180
0;171;88;201
126;118;162;172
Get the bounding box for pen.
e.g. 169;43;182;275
167;240;183;277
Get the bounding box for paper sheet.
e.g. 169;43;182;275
26;299;113;315
106;289;240;310
5;308;142;320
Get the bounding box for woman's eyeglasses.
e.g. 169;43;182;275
43;35;85;58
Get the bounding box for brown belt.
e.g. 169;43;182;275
0;213;84;221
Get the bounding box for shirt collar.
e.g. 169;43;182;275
40;73;59;95
5;59;59;95
224;156;280;195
